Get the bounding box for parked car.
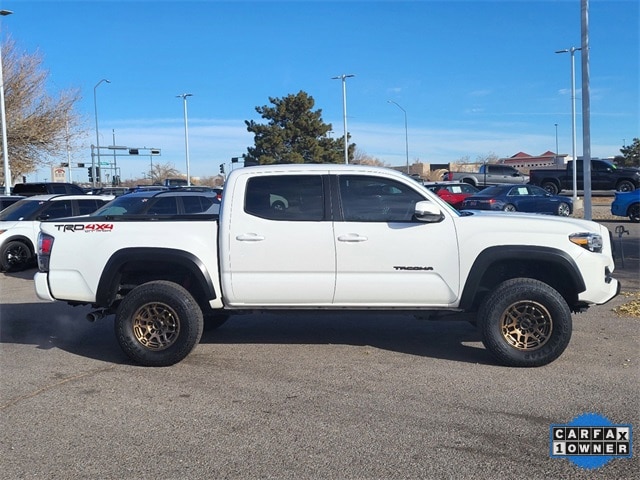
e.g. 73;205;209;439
0;195;25;211
90;188;220;217
12;182;86;197
125;185;169;194
611;190;640;223
461;184;573;216
88;186;129;196
423;182;480;209
0;194;114;271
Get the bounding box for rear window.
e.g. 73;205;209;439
77;199;109;215
182;195;215;214
245;175;324;221
13;184;48;195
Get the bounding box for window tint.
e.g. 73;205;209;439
50;184;68;194
339;175;425;222
147;197;179;215
245;175;324;221
40;200;73;219
77;199;105;215
182;196;214;214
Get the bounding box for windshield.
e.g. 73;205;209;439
91;196;151;216
0;198;45;221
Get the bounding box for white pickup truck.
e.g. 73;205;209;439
34;164;620;367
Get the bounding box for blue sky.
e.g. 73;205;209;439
6;0;639;182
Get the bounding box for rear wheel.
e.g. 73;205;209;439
556;202;571;216
542;182;559;195
0;240;32;272
503;204;517;212
478;278;572;367
616;180;635;193
115;281;203;366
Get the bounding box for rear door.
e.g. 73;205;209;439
222;172;336;306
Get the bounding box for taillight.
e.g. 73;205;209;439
37;233;54;272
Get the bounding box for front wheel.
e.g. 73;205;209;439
478;278;572;367
556;202;571;216
115;281;204;366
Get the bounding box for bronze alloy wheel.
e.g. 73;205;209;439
132;302;181;351
500;300;552;351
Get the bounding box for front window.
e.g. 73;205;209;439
338;175;425;222
39;200;73;219
0;199;46;221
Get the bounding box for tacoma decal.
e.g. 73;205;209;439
393;266;434;271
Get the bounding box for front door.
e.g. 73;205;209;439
332;174;460;307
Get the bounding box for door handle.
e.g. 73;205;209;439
236;233;265;241
337;233;368;242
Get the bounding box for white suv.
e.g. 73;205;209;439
0;194;114;271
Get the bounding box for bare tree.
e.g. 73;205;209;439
150;162;180;184
352;148;387;166
1;37;84;183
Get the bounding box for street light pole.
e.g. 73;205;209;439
332;74;354;164
388;100;409;174
177;93;193;186
1;9;13;194
93;78;110;188
556;46;582;204
554;123;559;162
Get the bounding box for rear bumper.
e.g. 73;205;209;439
34;272;55;302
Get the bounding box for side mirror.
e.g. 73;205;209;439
414;201;444;223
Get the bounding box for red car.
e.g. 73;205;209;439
424;182;480;209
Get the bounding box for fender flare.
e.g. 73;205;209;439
96;247;217;307
458;245;585;310
0;234;35;254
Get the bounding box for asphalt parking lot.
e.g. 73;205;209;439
1;212;638;479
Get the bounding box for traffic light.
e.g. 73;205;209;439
96;167;101;183
219;164;225;174
88;167;93;182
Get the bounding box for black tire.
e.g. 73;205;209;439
542;182;559;195
503;204;517;212
0;240;33;272
477;278;572;367
115;281;204;366
616;180;635;193
203;312;229;331
628;203;640;223
556;202;571;216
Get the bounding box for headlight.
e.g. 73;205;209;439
569;232;603;252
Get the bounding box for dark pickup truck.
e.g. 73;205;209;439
529;159;640;195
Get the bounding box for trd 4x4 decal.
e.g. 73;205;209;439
53;224;114;232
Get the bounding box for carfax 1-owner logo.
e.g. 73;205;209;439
550;413;632;469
